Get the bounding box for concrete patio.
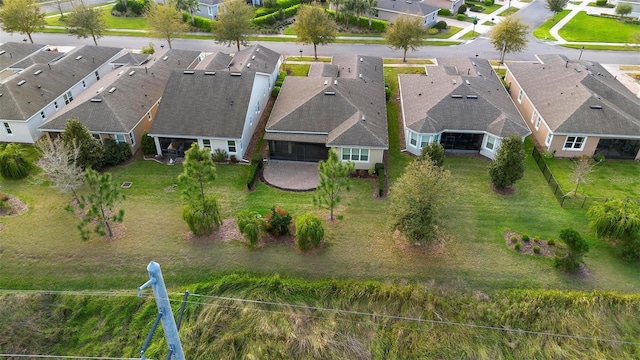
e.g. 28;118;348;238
262;160;320;191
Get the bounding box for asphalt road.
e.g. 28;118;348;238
1;0;639;64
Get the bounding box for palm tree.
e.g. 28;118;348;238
363;0;378;29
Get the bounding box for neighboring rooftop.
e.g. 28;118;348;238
506;54;640;136
0;42;46;71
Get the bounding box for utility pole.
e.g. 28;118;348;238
138;261;185;360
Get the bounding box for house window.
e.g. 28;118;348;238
54;101;59;110
202;139;211;149
82;80;86;88
420;135;431;149
95;71;100;81
63;91;73;105
129;132;135;146
545;133;553;146
535;116;542;130
3;122;12;135
517;89;523;103
342;148;369;162
485;135;496;151
227;140;236;153
115;134;126;144
409;132;418;147
40;111;46;120
208;6;213;16
563;136;585;150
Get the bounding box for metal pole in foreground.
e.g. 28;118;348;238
139;261;185;360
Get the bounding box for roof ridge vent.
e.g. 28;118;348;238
0;50;5;55
183;70;195;74
247;63;251;68
108;87;116;93
451;79;456;85
204;71;216;75
251;55;256;60
97;87;104;93
451;94;463;98
334;79;337;85
75;55;83;60
34;69;42;75
466;95;478;99
465;80;470;85
128;70;136;76
163;56;169;61
90;98;102;102
324;91;336;95
589;105;603;109
17;80;26;86
360;57;363;62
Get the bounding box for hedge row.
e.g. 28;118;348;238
183;13;213;32
246;154;263;190
593;13;640;25
253;4;300;26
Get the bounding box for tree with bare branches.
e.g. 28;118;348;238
36;138;84;204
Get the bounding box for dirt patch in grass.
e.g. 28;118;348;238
0;195;29;217
504;231;555;257
490;182;516;195
393;230;448;256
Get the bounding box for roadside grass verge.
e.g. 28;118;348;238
2;276;640;358
561;44;640;51
498;7;519;16
532;10;571;41
383;58;433;64
559;12;640;43
545;157;640;199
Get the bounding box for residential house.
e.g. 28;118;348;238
505;54;640;160
148;44;282;160
429;0;464;13
375;0;440;27
398;58;530;159
39;49;203;154
0;44;125;144
264;55;388;170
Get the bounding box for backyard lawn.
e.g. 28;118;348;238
46;7;149;30
545;157;640;199
533;10;571;41
559;12;640;43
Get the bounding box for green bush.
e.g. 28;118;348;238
596;0;607;6
255;6;279;18
510;235;518;243
376;163;385;197
433;20;448;30
533;246;541;254
594;153;605;162
275;71;286;87
272;86;281;97
102;139;132;167
458;4;467;14
484;0;495;5
140;131;156;155
555;228;589;273
277;0;301;9
533;236;539;243
439;8;451;16
514;243;521;251
470;5;484;12
385;86;391;101
282;4;299;18
427;28;439;35
212;148;228;162
456;13;466;20
236;210;266;247
182;195;222;237
112;2;126;13
140;42;155;54
192;15;212;32
296;213;325;251
246;154;263;190
0;144;31;179
522;235;530;242
265;206;292;236
548;239;556;246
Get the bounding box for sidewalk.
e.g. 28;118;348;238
549;0;618;43
450;0;531;40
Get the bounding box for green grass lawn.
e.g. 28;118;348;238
383;58;433;64
532;10;571;41
559;12;640;43
497;7;519;16
46;7;149;30
461;0;503;13
545;157;640;199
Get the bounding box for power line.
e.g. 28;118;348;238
2;289;639;346
0;354;143;359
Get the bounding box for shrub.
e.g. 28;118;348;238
112;2;126;13
456;13;466;20
212;148;228;162
182;195;222;237
102;139;132;167
265;206;292;236
127;0;147;16
594;153;605;162
510;235;518;243
265;15;277;26
246;154;263;190
376;163;385;197
547;239;556;246
458;4;467;14
263;0;277;8
385;86;391;101
374;163;384;175
0;144;31;179
140;131;156;155
596;0;607;6
275;71;286;87
522;235;530;242
439;8;451;16
141;42;155;54
542;150;556;159
427;28;439;35
470;5;484;12
533;246;541;254
433;20;448;30
236;210;266;247
272;86;281;97
533;236;539;243
192;15;212;32
555;228;589;273
230;155;238;164
514;243;521;251
484;0;495;5
295;213;325;251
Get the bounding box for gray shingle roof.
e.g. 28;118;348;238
506;54;640;136
149;69;256;138
111;52;152;66
227;44;281;74
0;42;46;71
0;45;123;121
39;49;202;133
376;0;440;16
265;55;388;148
399;58;529;138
